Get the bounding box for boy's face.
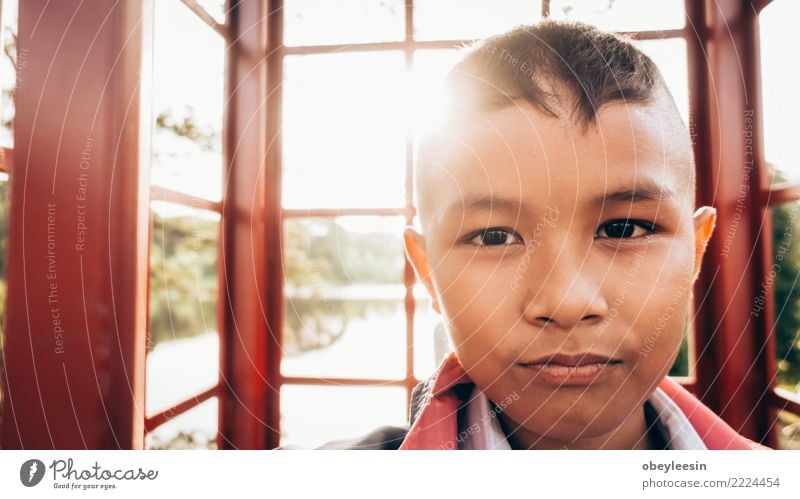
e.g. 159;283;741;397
405;93;717;445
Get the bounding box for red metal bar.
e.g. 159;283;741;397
281;376;418;388
180;0;227;38
687;0;775;446
282;39;463;55
218;0;272;450
0;147;12;173
405;0;414;42
764;183;800;207
144;385;219;433
1;0;152;449
281;207;413;218
770;388;800;417
621;28;686;41
753;0;774;14
150;185;222;213
282;31;686;57
685;0;711;405
264;0;285;450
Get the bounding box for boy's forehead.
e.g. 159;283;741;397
415;99;693;231
419;96;690;171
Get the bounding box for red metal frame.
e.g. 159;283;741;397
754;0;800;442
150;185;222;213
771;389;800;418
1;0;152;449
217;0;272;450
180;0;227;38
263;0;286;450
765;183;800;207
144;385;218;433
687;0;778;447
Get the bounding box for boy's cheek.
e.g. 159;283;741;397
434;264;516;312
604;243;695;316
609;291;690;370
632;309;688;372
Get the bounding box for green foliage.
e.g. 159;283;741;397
155;108;219;152
772;201;800;386
669;325;690;377
284;297;400;356
1;29;16;134
148;212;218;349
283;219;403;286
148;211;404;355
148;106;220;350
282;219;404;355
766;167;800;388
147;430;216;450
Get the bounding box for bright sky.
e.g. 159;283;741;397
761;0;800;182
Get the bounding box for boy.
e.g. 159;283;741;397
321;20;766;450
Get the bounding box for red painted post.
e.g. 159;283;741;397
688;0;774;445
0;0;152;449
218;0;277;449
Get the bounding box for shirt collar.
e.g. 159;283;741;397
459;385;708;450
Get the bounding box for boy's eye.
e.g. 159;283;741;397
596;219;656;239
468;228;523;247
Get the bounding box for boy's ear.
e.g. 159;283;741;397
692;206;717;284
403;226;440;314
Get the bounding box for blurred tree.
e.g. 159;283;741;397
669;326;690;377
1;30;17;136
147;430;216;450
0;17;16;435
148;211;218;348
770;170;800;387
155;108;219;152
282;218;402;355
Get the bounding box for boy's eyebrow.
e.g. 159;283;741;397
442;180;676;221
443;195;530;221
593;179;676;206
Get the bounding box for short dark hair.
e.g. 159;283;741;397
446;20;667;130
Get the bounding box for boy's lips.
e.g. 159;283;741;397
517;353;623;386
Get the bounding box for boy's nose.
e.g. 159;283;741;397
520;257;609;329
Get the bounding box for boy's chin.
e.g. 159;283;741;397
502;402;640;445
518;420;629;448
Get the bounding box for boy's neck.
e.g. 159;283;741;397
497;404;654;450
